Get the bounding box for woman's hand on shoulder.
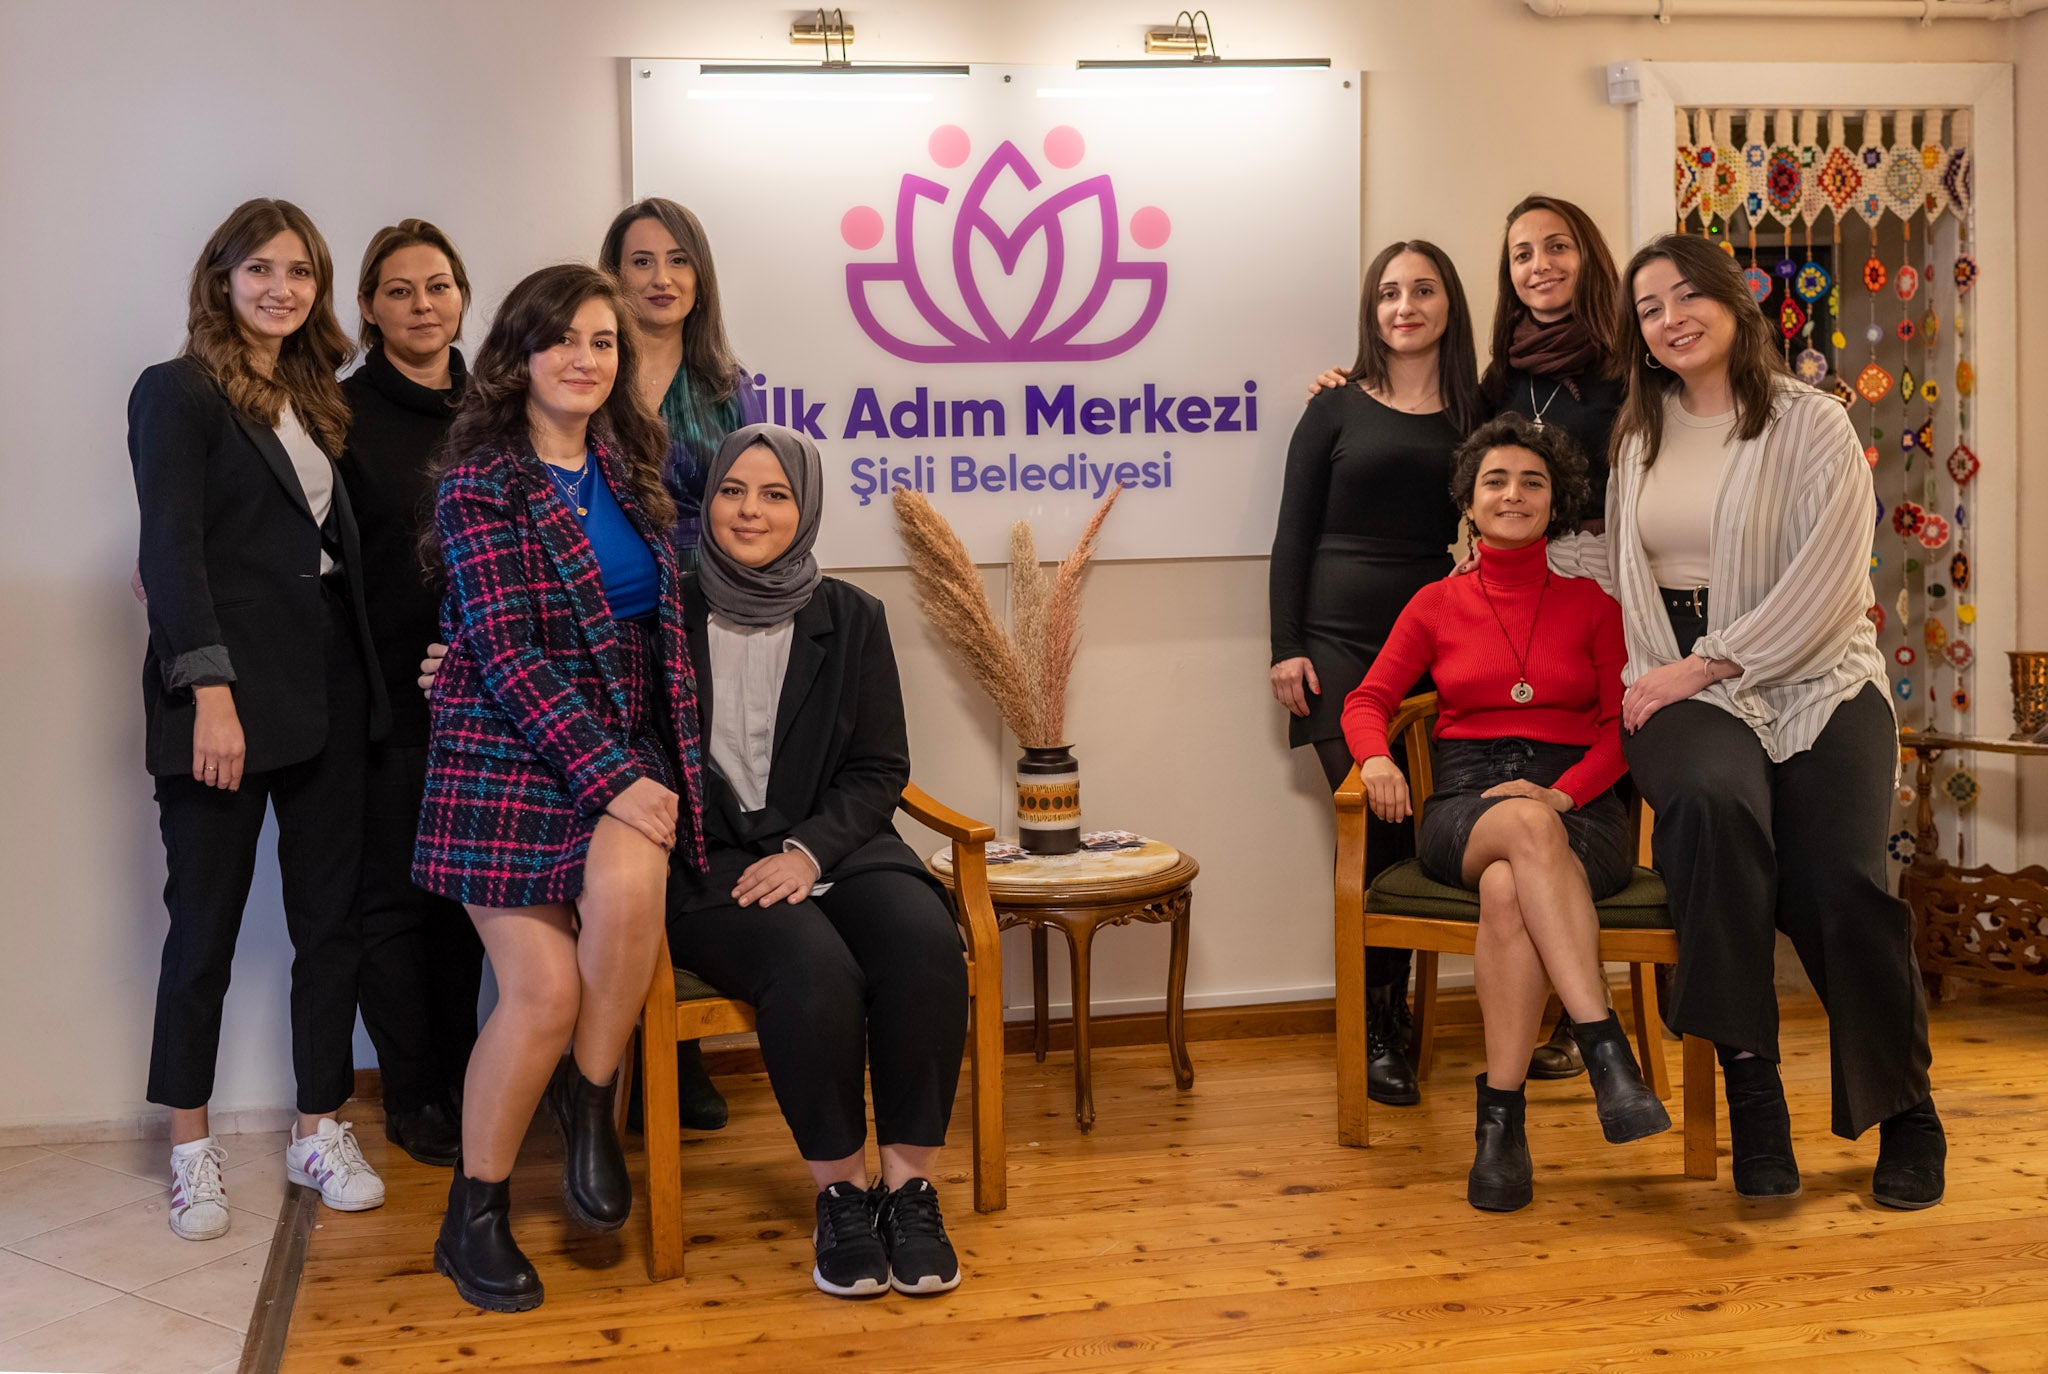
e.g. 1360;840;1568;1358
1480;778;1572;813
1359;754;1411;823
418;643;447;695
1303;366;1350;403
606;776;679;851
732;849;819;908
1270;657;1321;717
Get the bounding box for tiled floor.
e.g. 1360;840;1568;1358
0;1132;287;1373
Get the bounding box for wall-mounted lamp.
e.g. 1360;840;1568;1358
701;8;969;76
1080;10;1329;69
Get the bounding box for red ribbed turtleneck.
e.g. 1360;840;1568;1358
1340;536;1627;807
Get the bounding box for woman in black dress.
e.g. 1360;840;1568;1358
339;219;486;1166
1270;239;1480;1105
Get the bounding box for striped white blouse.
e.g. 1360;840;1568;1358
1550;379;1891;764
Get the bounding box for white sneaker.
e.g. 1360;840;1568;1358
168;1139;230;1240
285;1118;386;1212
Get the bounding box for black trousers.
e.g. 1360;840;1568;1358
1316;738;1415;990
355;742;483;1112
147;588;367;1115
667;868;968;1161
1624;684;1932;1138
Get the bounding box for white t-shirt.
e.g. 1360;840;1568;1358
1634;397;1734;589
276;407;335;574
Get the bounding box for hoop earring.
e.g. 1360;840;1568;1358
1644;354;1664;370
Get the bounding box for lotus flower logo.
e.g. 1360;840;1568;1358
842;125;1170;363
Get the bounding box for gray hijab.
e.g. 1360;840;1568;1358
694;423;824;626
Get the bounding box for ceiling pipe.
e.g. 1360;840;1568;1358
1525;0;2046;20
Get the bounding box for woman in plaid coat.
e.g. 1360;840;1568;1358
414;264;706;1313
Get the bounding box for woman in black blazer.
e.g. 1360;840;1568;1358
338;219;485;1168
129;199;391;1242
665;424;968;1301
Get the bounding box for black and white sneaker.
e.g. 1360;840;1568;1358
811;1182;889;1298
875;1178;961;1295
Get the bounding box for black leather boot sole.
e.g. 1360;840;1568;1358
435;1168;544;1313
1467;1075;1534;1212
546;1059;631;1232
1872;1098;1946;1210
1571;1013;1672;1144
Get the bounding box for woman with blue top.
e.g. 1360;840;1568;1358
599;197;764;1127
415;263;709;1312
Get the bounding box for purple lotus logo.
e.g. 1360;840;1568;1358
841;125;1170;363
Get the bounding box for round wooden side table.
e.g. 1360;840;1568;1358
929;839;1198;1131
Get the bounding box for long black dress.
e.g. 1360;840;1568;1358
1270;385;1460;988
338;345;485;1117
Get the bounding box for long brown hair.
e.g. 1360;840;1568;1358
356;218;472;350
1344;240;1483;435
428;264;676;564
1611;233;1787;470
182;199;352;452
1479;194;1621;402
598;198;742;406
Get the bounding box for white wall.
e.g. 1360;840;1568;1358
0;0;2032;1133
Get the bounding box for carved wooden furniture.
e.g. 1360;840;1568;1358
633;783;1006;1283
1334;693;1717;1181
1898;729;2048;1000
931;840;1197;1132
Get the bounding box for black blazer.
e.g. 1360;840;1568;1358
129;357;390;777
667;574;939;914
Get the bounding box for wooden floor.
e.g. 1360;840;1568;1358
282;984;2048;1373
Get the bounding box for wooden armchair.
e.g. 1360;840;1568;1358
1333;693;1717;1180
634;782;1006;1282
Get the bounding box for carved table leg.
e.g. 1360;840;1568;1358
1030;923;1050;1062
1063;918;1099;1132
1167;897;1194;1090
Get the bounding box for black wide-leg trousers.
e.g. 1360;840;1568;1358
667;868;968;1161
1623;684;1932;1138
147;587;367;1115
355;741;483;1112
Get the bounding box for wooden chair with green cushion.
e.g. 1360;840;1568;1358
1332;692;1718;1179
629;783;1008;1282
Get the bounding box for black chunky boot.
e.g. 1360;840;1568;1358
546;1057;631;1230
1528;1011;1585;1080
434;1166;543;1313
385;1098;462;1167
1872;1097;1945;1210
1365;983;1420;1106
1719;1051;1801;1198
1570;1011;1672;1143
1468;1074;1534;1212
675;1039;730;1131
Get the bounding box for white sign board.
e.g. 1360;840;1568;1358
630;62;1360;567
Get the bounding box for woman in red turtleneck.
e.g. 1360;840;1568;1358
1341;414;1667;1214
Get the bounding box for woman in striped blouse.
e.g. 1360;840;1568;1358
1555;233;1942;1209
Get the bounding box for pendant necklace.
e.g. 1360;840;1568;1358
546;458;592;517
1528;376;1564;432
1475;560;1549;705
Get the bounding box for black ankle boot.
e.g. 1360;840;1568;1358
1365;984;1419;1107
434;1166;543;1312
675;1039;730;1131
1528;1012;1585;1080
1468;1075;1533;1212
1873;1097;1945;1210
1570;1012;1672;1143
546;1058;631;1231
1720;1051;1801;1198
384;1098;462;1167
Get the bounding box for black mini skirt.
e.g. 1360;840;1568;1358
1416;737;1635;899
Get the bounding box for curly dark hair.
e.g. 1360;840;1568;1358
1449;414;1591;540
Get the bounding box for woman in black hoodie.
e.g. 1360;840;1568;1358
338;219;485;1165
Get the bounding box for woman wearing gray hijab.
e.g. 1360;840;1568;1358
665;423;969;1300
